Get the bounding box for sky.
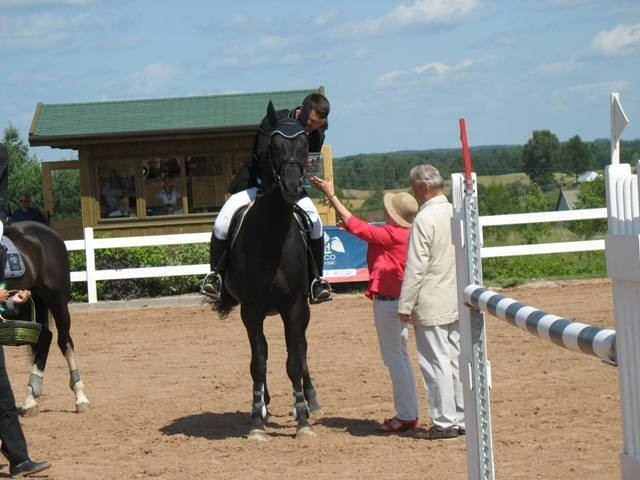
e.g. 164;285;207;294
1;0;640;163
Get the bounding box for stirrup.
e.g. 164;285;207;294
200;271;222;300
310;277;332;304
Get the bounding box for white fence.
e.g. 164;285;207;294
67;207;608;303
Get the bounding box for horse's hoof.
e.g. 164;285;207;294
296;426;317;439
247;429;268;442
75;401;90;413
307;401;322;415
18;404;39;417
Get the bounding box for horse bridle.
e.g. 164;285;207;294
265;120;308;198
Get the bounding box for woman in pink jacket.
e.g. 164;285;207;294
310;176;420;433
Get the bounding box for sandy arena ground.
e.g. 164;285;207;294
1;279;622;479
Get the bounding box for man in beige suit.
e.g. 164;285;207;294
398;164;464;440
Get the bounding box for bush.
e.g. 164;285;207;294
69;243;209;302
483;251;606;287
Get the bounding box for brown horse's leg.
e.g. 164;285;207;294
48;299;90;413
20;327;52;416
241;304;269;441
282;299;316;439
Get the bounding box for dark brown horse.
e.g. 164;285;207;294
212;102;320;440
4;220;89;415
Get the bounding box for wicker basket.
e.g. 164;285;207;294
0;293;40;347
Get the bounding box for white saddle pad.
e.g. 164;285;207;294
0;237;26;278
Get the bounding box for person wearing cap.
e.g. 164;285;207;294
202;93;332;304
398;164;465;440
310;175;421;434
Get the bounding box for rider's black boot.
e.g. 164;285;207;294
309;237;332;304
201;235;228;300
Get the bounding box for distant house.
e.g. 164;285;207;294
578;171;599;183
556;188;579;211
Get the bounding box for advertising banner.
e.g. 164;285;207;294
322;225;369;283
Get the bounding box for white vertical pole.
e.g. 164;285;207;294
83;227;98;304
604;93;640;480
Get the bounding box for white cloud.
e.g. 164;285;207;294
555;80;630;103
313;9;341;27
110;34;142;49
333;0;483;38
260;35;296;50
0;0;94;5
0;9;109;51
127;63;183;95
71;11;108;28
375;56;492;88
536;58;581;75
0;13;68;51
592;23;640;57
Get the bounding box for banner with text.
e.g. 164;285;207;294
322;225;369;283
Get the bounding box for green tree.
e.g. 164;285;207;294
517;183;552;244
3;124;43;211
560;134;593;183
521;130;560;191
567;176;606;239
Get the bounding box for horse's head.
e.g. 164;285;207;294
264;101;309;203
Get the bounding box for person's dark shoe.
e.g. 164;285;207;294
200;271;222;301
10;459;50;477
309;278;332;304
422;425;459;440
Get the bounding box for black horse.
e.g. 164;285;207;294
4;220;89;415
213;102;321;440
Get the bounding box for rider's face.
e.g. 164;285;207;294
305;109;326;133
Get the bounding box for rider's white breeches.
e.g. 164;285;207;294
213;188;323;241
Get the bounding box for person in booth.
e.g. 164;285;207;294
201;93;332;304
11;193;47;224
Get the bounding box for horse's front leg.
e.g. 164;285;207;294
241;306;269;441
282;299;316;439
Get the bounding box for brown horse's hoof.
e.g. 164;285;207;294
295;425;316;439
76;401;90;413
247;429;268;442
18;404;39;417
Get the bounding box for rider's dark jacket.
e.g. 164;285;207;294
227;106;326;195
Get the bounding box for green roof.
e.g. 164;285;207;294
29;87;322;148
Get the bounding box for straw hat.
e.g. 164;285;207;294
383;192;418;228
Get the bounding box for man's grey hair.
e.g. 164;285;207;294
410;164;444;191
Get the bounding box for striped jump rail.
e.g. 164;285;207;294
463;285;617;364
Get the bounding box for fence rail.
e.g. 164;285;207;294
67;207;608;303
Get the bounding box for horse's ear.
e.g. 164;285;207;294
266;101;277;127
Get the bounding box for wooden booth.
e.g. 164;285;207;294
29;88;335;240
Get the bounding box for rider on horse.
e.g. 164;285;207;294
202;93;332;304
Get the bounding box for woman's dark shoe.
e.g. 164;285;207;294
10;459;50;477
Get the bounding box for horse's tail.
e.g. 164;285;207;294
210;285;239;319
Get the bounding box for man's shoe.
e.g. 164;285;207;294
423;425;459;440
310;278;332;304
10;459;50;477
200;272;222;301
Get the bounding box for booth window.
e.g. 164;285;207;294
96;153;234;221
